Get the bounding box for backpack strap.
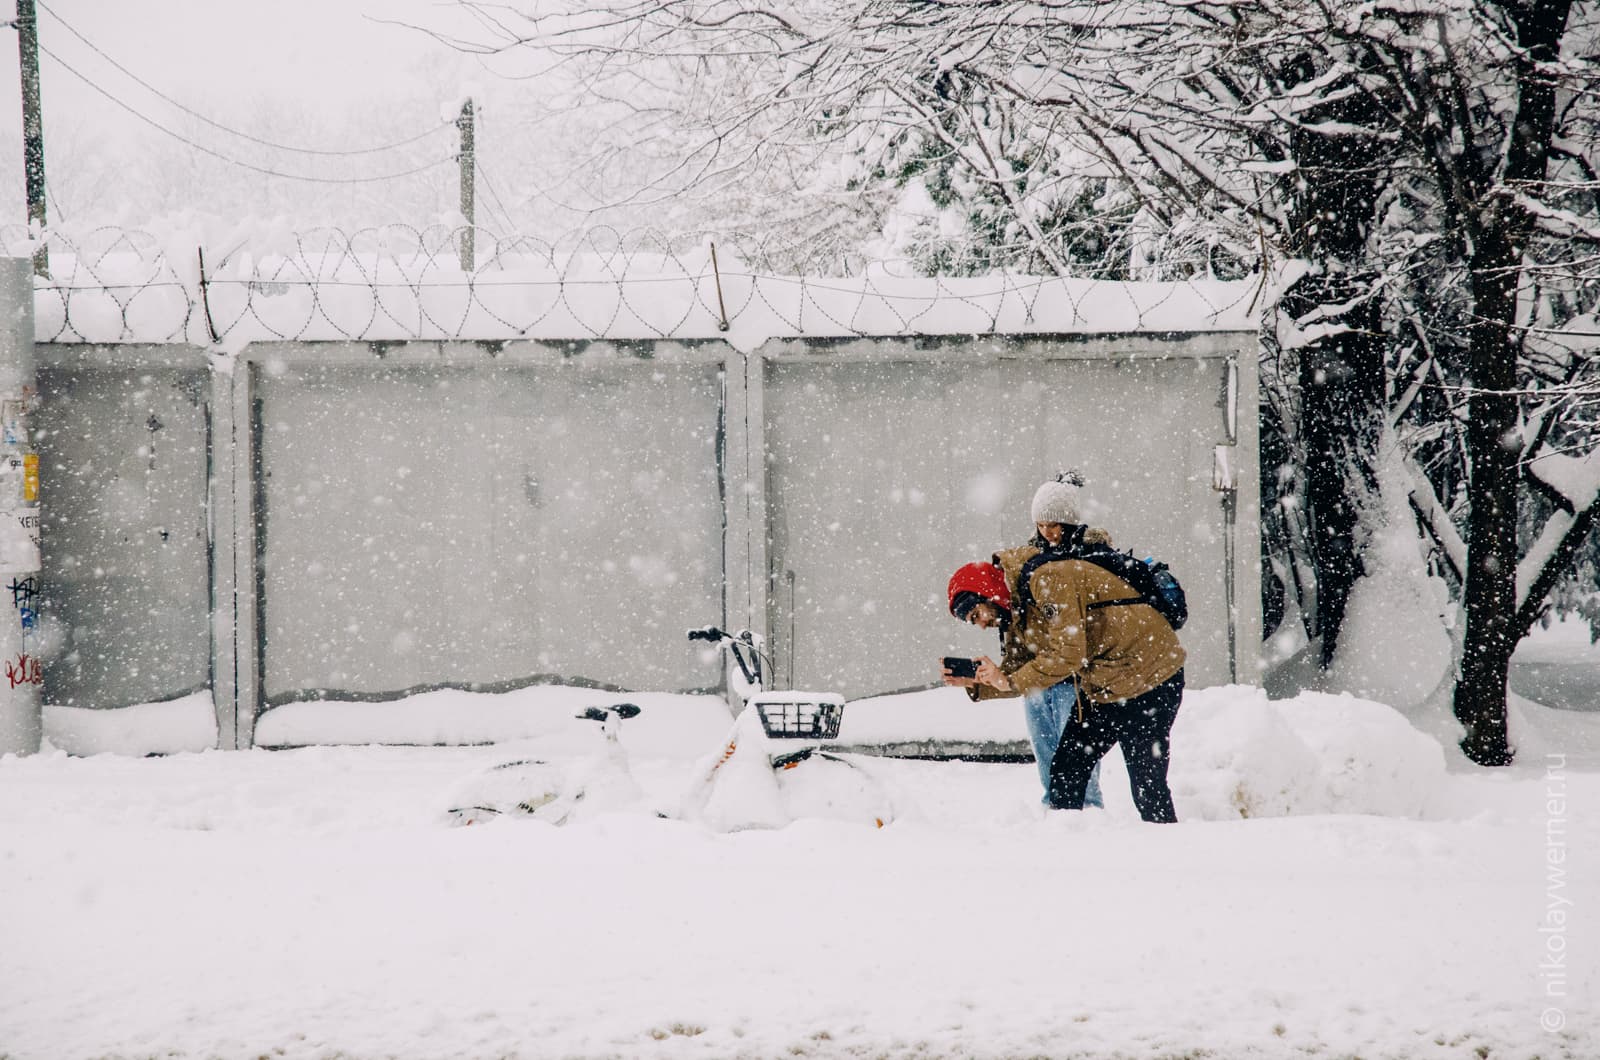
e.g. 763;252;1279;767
1013;543;1066;622
1014;536;1153;625
1014;526;1094;618
1077;548;1161;617
1085;596;1151;613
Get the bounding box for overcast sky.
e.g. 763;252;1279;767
2;0;452;135
0;2;830;240
0;0;521;225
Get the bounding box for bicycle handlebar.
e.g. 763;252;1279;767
687;624;764;689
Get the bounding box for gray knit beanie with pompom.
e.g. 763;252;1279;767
1030;471;1085;525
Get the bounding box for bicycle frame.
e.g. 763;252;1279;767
682;625;879;829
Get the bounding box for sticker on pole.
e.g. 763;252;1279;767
0;510;39;574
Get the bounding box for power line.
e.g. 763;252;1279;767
45;180;67;223
40;44;453;185
35;0;451;158
475;158;521;235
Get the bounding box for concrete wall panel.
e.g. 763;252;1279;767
36;364;211;707
254;357;725;701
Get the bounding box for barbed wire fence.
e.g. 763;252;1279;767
0;223;1266;347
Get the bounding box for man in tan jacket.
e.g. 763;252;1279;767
945;530;1186;823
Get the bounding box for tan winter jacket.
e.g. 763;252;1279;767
971;541;1185;706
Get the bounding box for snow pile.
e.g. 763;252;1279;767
249;685;733;758
41;682;1457;822
1171;686;1448;820
839;684;1030;745
43;691;218;757
846;684;1455;820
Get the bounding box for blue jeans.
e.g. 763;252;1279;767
1025;680;1102;808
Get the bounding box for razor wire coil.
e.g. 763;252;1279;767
4;223;1263;347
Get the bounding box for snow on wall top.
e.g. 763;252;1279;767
8;225;1264;354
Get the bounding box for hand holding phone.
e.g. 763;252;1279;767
942;656;978;679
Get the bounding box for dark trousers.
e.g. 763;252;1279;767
1046;669;1184;823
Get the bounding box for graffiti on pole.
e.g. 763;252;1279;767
5;652;41;689
7;575;36;631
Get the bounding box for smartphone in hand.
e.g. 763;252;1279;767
942;656;978;679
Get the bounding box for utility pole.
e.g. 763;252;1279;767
14;0;48;277
456;98;474;273
0;257;40;756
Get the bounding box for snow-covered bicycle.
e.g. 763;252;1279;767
442;703;646;826
679;625;894;830
442;627;893;829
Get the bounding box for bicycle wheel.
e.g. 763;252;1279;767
775;751;893;828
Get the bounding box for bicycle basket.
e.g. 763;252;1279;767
751;692;846;740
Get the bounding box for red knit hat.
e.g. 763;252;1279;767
947;562;1010;618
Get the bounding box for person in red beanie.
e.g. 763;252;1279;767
942;526;1185;823
946;561;1011;627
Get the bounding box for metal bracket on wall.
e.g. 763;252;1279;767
1219;354;1241;683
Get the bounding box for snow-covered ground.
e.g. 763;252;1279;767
2;665;1596;1059
1513;616;1600;714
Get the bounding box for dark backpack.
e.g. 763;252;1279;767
1016;540;1188;631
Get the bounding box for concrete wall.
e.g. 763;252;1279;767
35;332;1259;745
36;348;212;710
252;345;725;704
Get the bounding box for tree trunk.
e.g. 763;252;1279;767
1279;271;1384;666
1449;0;1573;766
1453;238;1520;766
1276;62;1391;666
